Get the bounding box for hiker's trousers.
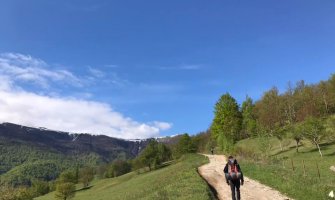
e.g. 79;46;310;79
229;180;241;200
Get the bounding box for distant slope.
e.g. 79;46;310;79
0;122;150;185
36;154;213;200
0;122;183;185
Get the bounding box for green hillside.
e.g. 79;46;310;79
36;154;214;200
235;137;335;200
0;140;101;186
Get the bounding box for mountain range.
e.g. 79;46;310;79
0;122;180;185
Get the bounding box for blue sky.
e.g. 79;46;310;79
0;0;335;138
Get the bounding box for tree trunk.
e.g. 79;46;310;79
279;140;283;151
323;94;329;114
295;139;299;152
314;139;323;157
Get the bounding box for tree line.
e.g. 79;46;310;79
211;74;335;156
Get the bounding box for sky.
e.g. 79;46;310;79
0;0;335;139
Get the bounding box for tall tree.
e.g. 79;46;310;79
174;134;196;157
325;115;335;141
106;160;132;178
211;93;242;151
139;140;171;170
326;74;335;113
318;81;331;115
295;82;321;121
289;123;304;153
282;82;297;124
79;167;94;188
55;183;76;200
272;124;288;152
254;87;283;133
302;117;326;157
241;96;257;138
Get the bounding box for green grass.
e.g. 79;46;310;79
235;138;335;200
35;154;214;200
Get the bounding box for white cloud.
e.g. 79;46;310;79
88;66;105;78
0;53;172;139
152;121;173;130
0;89;170;139
0;53;82;88
179;64;201;70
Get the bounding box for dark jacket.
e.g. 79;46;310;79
224;160;244;182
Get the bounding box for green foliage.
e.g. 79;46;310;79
106;160;131;178
95;164;108;179
241;96;257;138
37;154;212;200
254;87;284;131
287;123;304;152
0;160;62;186
79;167;94;188
58;171;77;184
190;130;213;153
0;141;103;187
55;182;75;200
31;180;50;196
173;134;196;158
15;187;34;200
0;185;33;200
301;117;326;156
137;140;172;171
325;115;335;141
211;93;242;152
131;158;145;173
258;134;273;158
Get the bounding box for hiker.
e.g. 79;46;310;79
224;156;244;200
211;147;214;155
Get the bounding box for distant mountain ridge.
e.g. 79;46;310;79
0;122;182;185
0;122;149;161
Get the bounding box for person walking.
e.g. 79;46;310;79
210;147;214;155
224;155;244;200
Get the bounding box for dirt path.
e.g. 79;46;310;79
198;154;293;200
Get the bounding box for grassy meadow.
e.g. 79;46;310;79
35;154;214;200
235;137;335;200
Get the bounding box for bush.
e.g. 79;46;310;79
79;167;94;188
0;185;33;200
31;180;50;196
138;140;172;171
55;182;76;200
106;160;131;178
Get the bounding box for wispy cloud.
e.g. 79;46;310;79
88;66;105;78
0;53;172;139
86;66;129;87
179;64;201;70
0;53;82;88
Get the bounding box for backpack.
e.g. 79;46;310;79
226;163;242;180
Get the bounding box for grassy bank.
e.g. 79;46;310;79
236;138;335;200
36;154;213;200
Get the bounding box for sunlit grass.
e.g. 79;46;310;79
35;154;213;200
236;138;335;200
